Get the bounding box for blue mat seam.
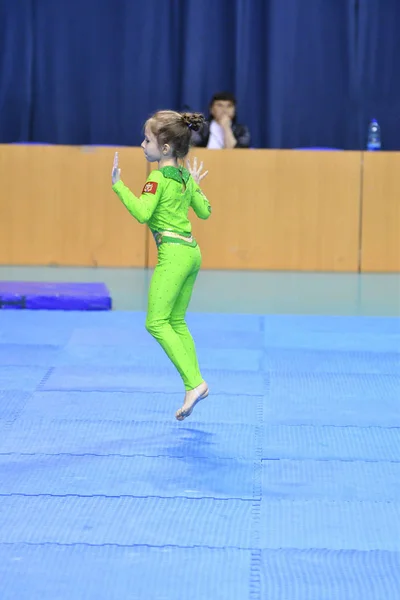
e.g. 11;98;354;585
249;393;263;600
0;541;254;550
260;457;400;464
2;541;400;553
0;493;255;502
2;452;399;464
0;452;256;460
36;367;55;391
249;548;262;600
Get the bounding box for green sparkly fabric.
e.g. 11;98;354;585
112;166;211;237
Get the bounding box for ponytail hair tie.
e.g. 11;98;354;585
181;112;205;132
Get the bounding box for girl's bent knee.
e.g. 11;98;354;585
145;317;165;337
145;318;156;335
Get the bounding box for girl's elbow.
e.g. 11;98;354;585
137;211;151;224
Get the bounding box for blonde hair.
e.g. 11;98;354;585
146;110;204;159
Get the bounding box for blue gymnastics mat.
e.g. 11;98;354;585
0;310;399;600
0;281;111;310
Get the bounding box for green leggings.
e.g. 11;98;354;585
145;241;203;390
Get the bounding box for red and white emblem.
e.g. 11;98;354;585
142;181;158;195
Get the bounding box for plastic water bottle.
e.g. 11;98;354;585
367;119;381;151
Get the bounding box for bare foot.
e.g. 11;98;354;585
175;381;209;421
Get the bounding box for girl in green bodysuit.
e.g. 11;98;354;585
111;111;211;421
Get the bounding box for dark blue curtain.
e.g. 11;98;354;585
0;0;34;142
0;0;399;149
357;0;400;150
31;0;185;146
233;0;359;150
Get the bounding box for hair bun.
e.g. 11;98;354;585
181;112;205;132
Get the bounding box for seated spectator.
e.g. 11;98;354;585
191;92;251;149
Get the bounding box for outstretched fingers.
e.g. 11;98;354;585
113;151;119;171
111;151;121;185
186;156;208;184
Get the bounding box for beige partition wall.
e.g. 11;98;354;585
5;145;397;272
0;144;147;267
147;149;362;271
360;152;400;272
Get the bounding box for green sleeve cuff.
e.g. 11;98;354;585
112;179;124;192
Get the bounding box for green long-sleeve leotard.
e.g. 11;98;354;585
112;166;211;390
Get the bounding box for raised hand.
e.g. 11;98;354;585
186;157;208;185
219;113;232;129
112;151;121;185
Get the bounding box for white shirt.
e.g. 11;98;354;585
207;120;225;149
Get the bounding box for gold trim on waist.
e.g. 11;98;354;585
159;231;193;242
